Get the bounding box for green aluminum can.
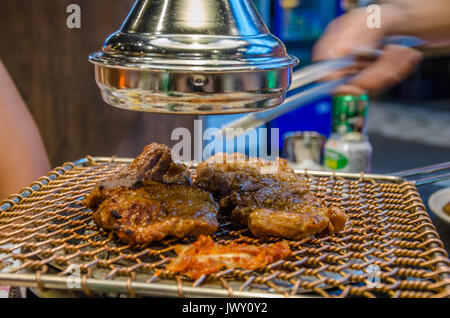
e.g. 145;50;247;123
332;93;369;135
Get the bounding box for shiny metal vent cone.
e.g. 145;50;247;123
89;0;298;114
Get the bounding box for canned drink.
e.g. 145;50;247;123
324;132;372;173
332;93;369;135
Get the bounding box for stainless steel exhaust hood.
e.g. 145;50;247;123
89;0;298;114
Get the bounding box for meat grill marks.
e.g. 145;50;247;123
165;235;292;280
101;143;192;189
83;143;219;244
229;193;347;239
194;153;309;199
84;143;346;245
194;153;347;239
85;181;219;244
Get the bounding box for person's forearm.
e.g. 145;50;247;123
0;61;50;198
382;0;450;43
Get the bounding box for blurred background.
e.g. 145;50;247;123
0;0;449;174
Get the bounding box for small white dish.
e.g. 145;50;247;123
428;187;450;225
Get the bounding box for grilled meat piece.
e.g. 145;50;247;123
101;143;191;189
195;153;308;198
166;235;291;279
230;193;347;239
195;153;347;239
84;143;217;244
85;181;219;244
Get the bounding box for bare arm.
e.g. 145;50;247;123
0;60;50;199
385;0;450;44
313;0;450;94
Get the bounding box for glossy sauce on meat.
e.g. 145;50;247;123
84;144;346;246
85;181;219;244
83;143;218;244
194;153;347;239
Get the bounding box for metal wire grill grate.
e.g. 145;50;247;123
0;157;449;298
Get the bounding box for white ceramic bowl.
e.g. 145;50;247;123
428;187;450;225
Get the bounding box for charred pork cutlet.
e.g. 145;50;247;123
194;153;347;240
85;181;218;244
101;142;192;189
83;143;219;244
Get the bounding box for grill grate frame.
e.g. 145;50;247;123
0;157;449;298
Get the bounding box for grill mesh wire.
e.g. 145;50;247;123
0;157;449;298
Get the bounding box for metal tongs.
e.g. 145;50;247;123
393;161;450;186
220;36;425;134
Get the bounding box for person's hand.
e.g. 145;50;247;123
313;4;423;95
